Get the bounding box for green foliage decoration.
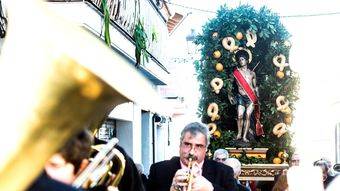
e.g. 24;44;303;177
133;22;158;67
133;19;149;67
101;0;111;46
194;5;299;163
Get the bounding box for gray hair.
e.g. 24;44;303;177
135;163;144;174
224;158;242;177
213;148;229;160
180;122;210;147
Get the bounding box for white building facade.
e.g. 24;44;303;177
43;0;178;174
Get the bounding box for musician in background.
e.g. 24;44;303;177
28;130;93;191
41;128;145;191
44;129;93;185
147;122;236;191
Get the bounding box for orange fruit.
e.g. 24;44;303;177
213;130;221;138
213;50;221;59
273;157;282;164
215;63;223;71
276;71;284;79
236;32;243;40
285;115;292;124
278;151;284;158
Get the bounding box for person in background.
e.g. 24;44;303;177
320;157;338;177
28;171;84;191
44;130;93;185
271;174;288;191
135;163;148;190
147;122;236;191
28;129;93;191
224;158;250;191
213;148;229;164
314;159;337;189
273;152;299;184
289;153;300;167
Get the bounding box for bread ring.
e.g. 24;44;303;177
222;37;238;52
210;78;223;94
246;30;257;48
276;96;289;109
207;123;217;134
207;103;220;121
273;123;288;137
273;54;289;71
281;107;292;114
276;96;292;114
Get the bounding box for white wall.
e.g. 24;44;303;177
141;111;153;175
116;120;133;157
0;39;4;53
109;102;134;121
114;103;143;163
132;104;142;163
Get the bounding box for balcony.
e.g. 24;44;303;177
47;0;171;85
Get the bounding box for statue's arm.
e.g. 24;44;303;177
252;72;259;97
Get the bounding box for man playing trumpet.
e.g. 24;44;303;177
147;122;236;191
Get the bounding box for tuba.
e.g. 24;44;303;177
0;0;160;190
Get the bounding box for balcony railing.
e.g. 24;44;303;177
91;0;136;34
89;0;169;65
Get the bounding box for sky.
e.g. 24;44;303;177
167;0;340;164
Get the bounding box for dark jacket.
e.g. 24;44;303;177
236;183;250;191
147;157;237;191
27;171;82;191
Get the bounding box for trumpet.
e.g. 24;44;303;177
186;154;197;191
73;138;126;190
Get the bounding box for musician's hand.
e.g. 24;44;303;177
191;175;213;191
171;169;189;191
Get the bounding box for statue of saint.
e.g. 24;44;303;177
231;48;264;142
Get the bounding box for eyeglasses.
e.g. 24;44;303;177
181;142;206;151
